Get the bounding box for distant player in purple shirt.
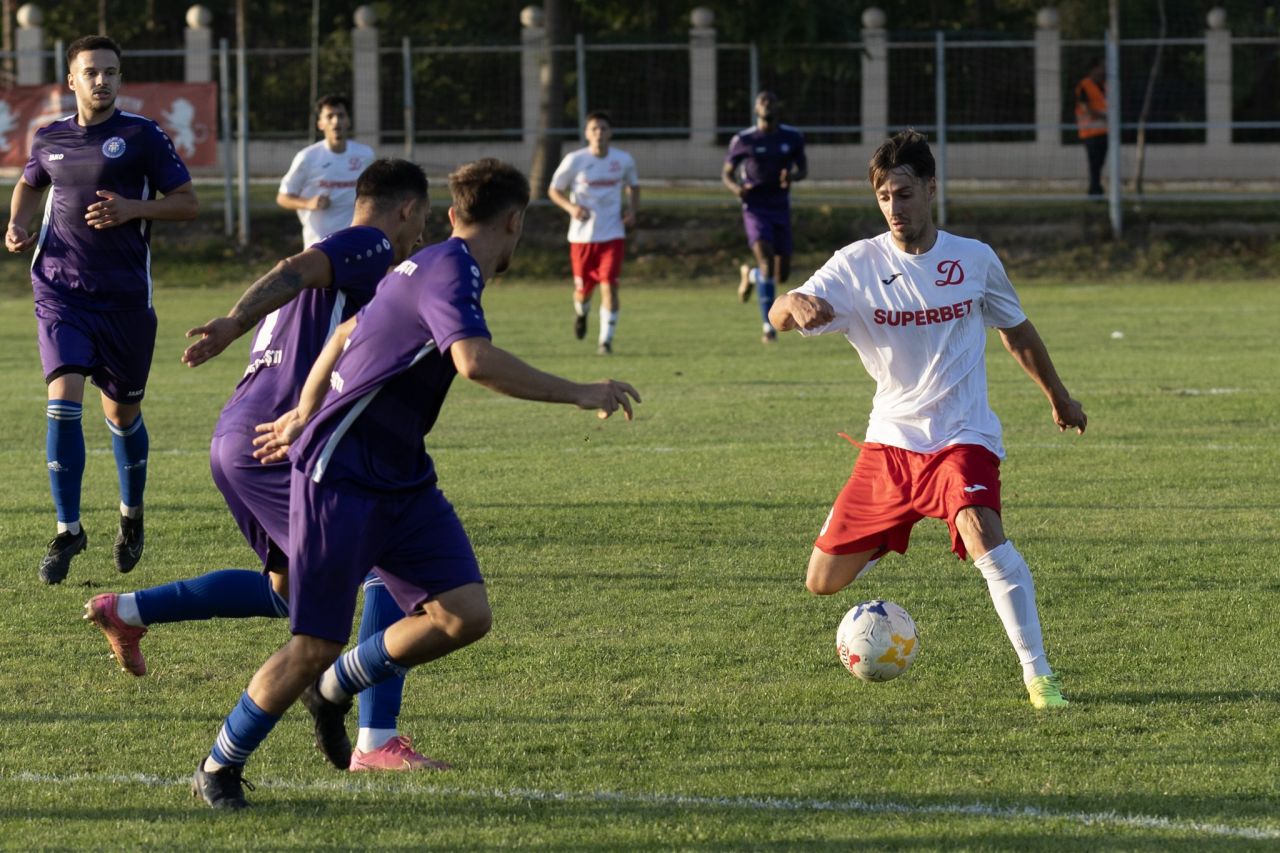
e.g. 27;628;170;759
5;35;198;584
190;158;641;809
85;159;444;771
722;89;806;343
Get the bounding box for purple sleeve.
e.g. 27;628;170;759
418;258;491;354
22;135;49;188
144;121;192;195
725;133;747;167
315;227;392;301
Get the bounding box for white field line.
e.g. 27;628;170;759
4;772;1278;841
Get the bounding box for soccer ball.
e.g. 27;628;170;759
835;600;919;682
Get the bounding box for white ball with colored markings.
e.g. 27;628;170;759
836;600;919;682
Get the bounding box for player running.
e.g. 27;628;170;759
190;158;639;809
86;159;444;771
6;35;198;583
769;130;1085;709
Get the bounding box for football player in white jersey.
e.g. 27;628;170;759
549;110;639;354
769;130;1087;710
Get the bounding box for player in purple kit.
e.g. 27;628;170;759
85;159;445;771
5;35;198;584
722;89;806;343
190;158;640;809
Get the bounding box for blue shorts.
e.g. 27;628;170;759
35;300;157;403
742;206;792;257
288;469;483;644
210;428;291;570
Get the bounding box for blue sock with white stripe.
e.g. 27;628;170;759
133;569;288;626
107;414;148;511
757;276;777;328
46;400;85;531
321;629;408;704
209;691;281;768
356;575;407;730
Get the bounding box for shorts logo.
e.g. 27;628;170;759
962;484;988;493
935;260;964;287
48;153;65;161
102;137;127;159
125;389;144;398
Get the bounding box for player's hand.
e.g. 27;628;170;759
735;183;751;201
622;209;636;228
5;222;35;253
182;317;241;367
85;190;138;229
579;380;641;421
786;293;835;330
311;195;331;211
252;408;307;463
572;204;591;222
779;168;790;189
1052;397;1087;435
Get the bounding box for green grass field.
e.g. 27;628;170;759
0;266;1277;849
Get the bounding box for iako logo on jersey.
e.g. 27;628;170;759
935;260;964;287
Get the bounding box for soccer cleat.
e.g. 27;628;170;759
84;593;148;676
597;341;612;355
761;328;778;344
1027;673;1069;709
191;760;254;809
300;682;353;769
574;313;587;340
113;512;144;573
737;263;754;302
39;528;88;585
349;735;451;772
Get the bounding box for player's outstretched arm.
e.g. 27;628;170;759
276;191;330;212
5;179;45;253
999;319;1087;435
548;185;589;222
768;292;835;332
451;336;640;421
183;249;334;367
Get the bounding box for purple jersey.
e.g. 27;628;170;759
725;124;806;211
290;237;491;492
24;109;192;311
215;226;394;436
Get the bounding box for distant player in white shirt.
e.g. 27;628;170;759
276;94;376;248
549;110;639;354
769;130;1087;710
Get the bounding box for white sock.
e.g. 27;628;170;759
318;666;350;704
120;502;142;519
356;727;398;753
973;540;1052;684
599;308;619;345
115;592;145;627
57;520;81;535
203;755;227;772
574;298;590;317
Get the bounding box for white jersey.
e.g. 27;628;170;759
550;146;638;243
793;230;1027;457
278;139;376;247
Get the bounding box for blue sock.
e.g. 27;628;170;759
210;691;282;768
757;277;777;327
357;575;407;729
333;628;408;700
134;569;287;626
47;400;85;526
108;414;148;510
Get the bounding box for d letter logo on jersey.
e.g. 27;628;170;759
934;260;964;287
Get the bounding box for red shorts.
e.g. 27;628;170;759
815;442;1002;561
570;239;625;298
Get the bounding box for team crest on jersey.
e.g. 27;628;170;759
934;260;965;286
349;156;363;170
781;143;791;153
102;136;127;159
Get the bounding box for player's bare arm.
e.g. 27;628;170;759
721;162;747;200
451;336;640;421
623;185;640;228
252;315;357;462
548;185;589;221
85;181;198;230
276;191;331;212
768;292;835;332
5;179;46;253
999;319;1087;435
183;249;334;367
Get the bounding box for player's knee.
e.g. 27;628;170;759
287;635;343;675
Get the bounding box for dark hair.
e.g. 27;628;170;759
356;159;429;210
868;130;936;188
315;94;351;116
67;35;122;68
448;158;530;225
585;110;612;127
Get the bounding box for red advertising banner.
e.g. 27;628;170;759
0;82;218;168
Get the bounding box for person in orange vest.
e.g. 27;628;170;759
1075;59;1108;197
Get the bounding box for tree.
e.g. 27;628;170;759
527;0;568;201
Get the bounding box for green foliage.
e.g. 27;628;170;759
0;268;1277;846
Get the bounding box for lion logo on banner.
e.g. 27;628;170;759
161;97;203;157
